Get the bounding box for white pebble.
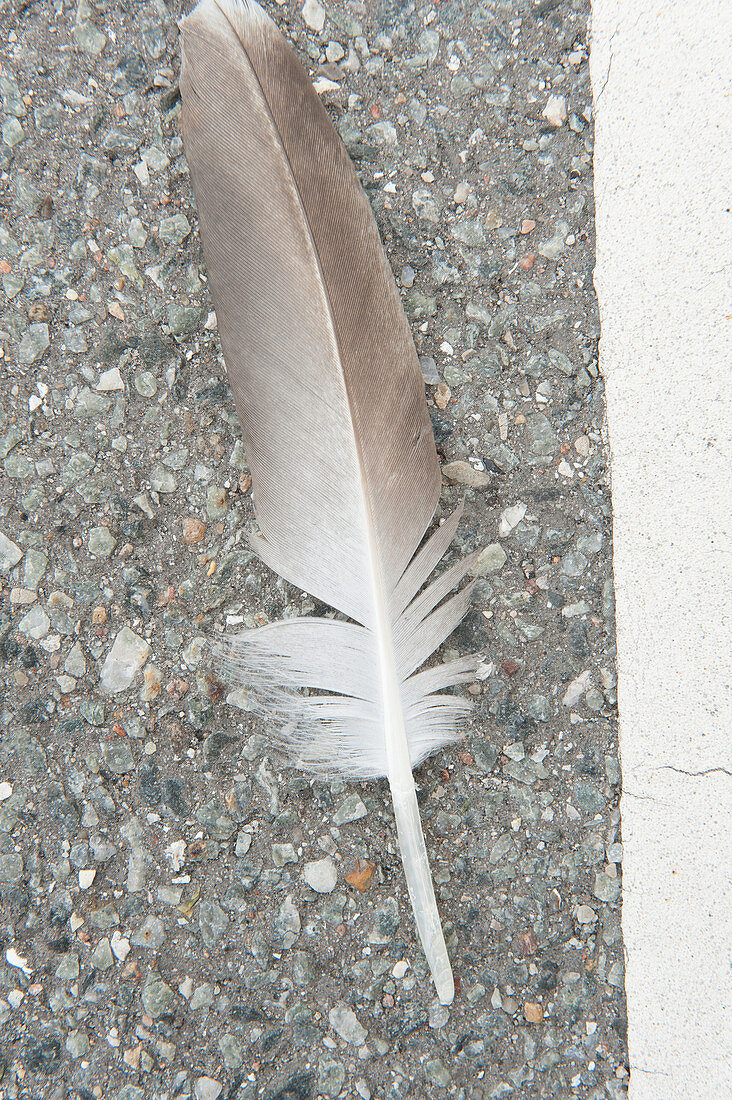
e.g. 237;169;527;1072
5;948;31;977
100;627;151;693
543;93;567;127
302;857;337;893
194;1077;223;1100
0;532;23;573
302;0;325;32
498;501;527;537
575;904;598;924
97;367;124;391
563;669;594;706
111;931;131;961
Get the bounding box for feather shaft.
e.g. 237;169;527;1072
361;479;455;1001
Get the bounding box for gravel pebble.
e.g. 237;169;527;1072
99;629;149;694
198;899;228;947
543;93;568;127
472;543;507;575
318;1057;346;1098
302;0;325;33
594;871;622;904
0;533;23;573
90;938;114;971
332;793;368;824
329;1003;367;1044
194;1077;223;1100
88;525;116;558
17;323;49;364
442;460;492;488
303;857;337;893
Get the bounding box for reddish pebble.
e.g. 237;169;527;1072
524;1002;544;1023
167;678;190;701
434;382;451;410
501;659;521;676
345;860;376;893
182;516;206;544
517;930;538;956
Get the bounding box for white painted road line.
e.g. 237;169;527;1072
591;3;732;1097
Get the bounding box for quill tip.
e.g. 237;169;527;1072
436;970;455;1006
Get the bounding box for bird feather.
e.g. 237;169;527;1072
180;0;480;1003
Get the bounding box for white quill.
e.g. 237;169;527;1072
180;0;479;1003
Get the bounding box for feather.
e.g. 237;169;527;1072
180;0;480;1004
